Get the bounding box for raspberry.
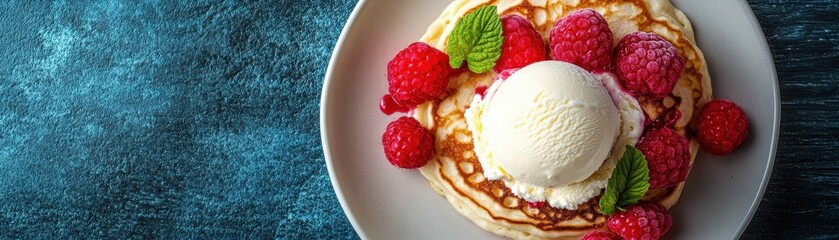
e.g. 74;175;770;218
608;203;672;240
494;15;547;72
580;231;622;240
696;99;749;155
614;31;685;100
637;127;691;188
549;9;613;71
387;42;452;107
382;116;435;169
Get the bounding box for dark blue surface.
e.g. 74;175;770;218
0;0;836;239
744;0;839;239
0;1;355;239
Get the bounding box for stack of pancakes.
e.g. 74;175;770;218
412;0;711;239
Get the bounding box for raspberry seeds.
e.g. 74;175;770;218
387;42;452;108
614;31;686;100
608;203;673;240
550;9;614;72
637;127;691;188
495;15;547;72
697;99;750;155
382;117;435;169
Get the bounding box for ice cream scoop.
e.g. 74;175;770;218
480;61;620;187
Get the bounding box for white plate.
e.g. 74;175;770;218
320;0;779;239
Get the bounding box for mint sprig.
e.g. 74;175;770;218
598;145;651;215
445;5;503;73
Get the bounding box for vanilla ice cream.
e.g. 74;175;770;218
483;61;619;186
465;61;644;209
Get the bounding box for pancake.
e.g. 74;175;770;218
412;0;712;239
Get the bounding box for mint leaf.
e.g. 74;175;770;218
599;145;651;215
445;5;502;73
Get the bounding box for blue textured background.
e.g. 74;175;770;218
0;0;836;239
0;1;355;239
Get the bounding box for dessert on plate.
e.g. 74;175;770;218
377;0;751;239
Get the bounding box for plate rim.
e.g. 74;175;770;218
729;0;780;238
320;0;780;239
320;0;371;239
